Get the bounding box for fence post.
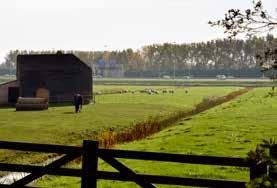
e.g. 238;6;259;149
81;140;99;188
250;162;268;180
269;145;277;182
270;145;277;159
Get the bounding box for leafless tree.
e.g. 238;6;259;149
209;0;277;38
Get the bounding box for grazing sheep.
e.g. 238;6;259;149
140;88;150;93
131;91;136;94
162;90;167;94
169;90;174;94
185;90;188;94
96;91;102;95
140;88;161;95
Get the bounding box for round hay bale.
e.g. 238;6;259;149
16;103;48;111
17;97;47;104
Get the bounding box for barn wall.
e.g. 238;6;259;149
0;80;19;106
17;54;92;103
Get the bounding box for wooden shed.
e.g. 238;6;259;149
0;80;20;106
14;53;92;104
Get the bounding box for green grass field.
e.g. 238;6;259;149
37;88;277;188
93;85;171;92
95;86;238;109
0;86;236;164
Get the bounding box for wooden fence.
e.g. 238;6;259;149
0;140;275;188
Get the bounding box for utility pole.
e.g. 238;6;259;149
173;61;176;79
158;63;161;79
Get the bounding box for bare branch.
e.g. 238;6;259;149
209;0;277;38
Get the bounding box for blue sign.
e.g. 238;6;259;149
98;59;106;68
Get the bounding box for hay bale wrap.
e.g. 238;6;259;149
16;103;48;111
17;97;47;104
16;97;48;111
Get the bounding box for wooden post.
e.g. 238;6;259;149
81;140;99;188
250;162;268;180
269;145;277;182
270;145;277;159
250;162;257;180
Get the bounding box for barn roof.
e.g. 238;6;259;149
0;80;19;87
17;53;91;70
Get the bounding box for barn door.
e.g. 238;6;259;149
36;88;50;102
8;87;19;103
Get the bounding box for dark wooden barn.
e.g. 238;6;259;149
14;53;92;103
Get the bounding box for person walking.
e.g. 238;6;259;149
74;93;83;113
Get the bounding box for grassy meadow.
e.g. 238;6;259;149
0;86;237;164
37;87;277;188
94;86;239;109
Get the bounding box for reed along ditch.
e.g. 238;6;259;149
97;87;252;148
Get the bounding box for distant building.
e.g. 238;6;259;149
95;59;124;78
0;53;92;106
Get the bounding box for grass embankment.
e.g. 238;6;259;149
38;88;277;188
0;86;237;164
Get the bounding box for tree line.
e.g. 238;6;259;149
1;35;277;78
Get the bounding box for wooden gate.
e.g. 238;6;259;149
0;140;275;188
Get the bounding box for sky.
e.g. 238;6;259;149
0;0;276;63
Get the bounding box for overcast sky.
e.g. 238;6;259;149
0;0;276;63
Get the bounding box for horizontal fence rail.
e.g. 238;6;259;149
96;171;247;188
0;140;275;188
98;149;250;167
0;141;82;154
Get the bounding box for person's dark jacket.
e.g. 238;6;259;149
74;94;83;106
